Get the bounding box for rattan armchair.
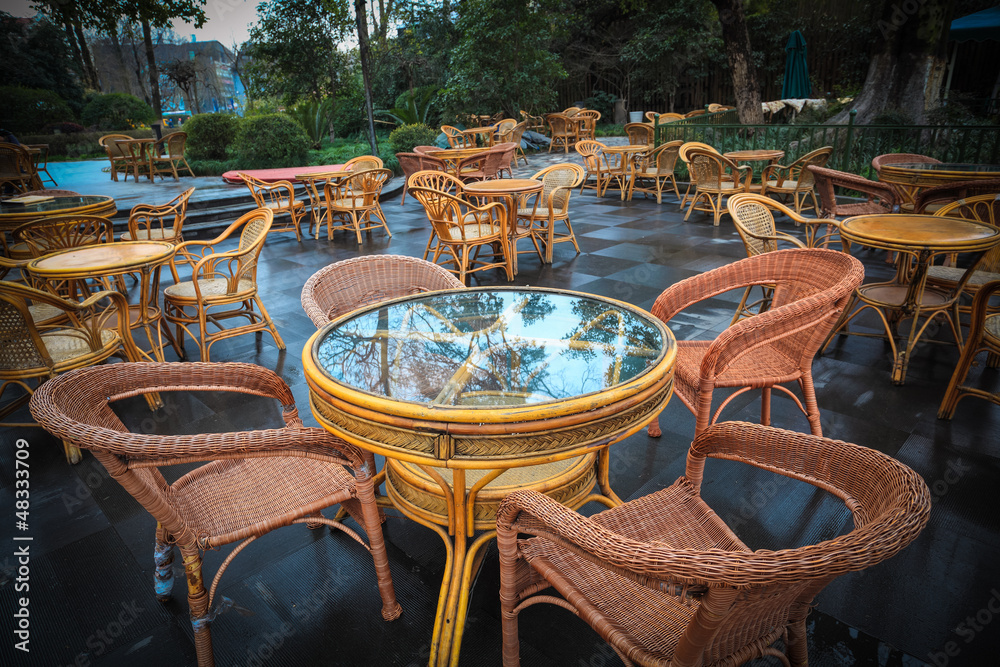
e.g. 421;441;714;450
408;170;466;262
163;209;285;361
11;214;115;261
547;114;578;153
343;154;384;172
520;109;546;135
871;152;941;177
684;148;752;226
760;146;833;214
628;140;682;204
29;361;401;667
925;194;1000;316
322;167;392;243
497;420;930;667
624;122;654;145
677;141;720;210
441;125;473;149
575;139;612;197
455;145;508;182
1;281;142;463
98;134;133;182
514;163;585;269
25;143;56;186
150;131;195;180
409;185;511;284
575;110;601;141
0;142;37;193
807;165;900;218
644;248;864;437
938;280;1000;419
506;121;529;166
240;172;307;241
122;187;194;245
397;152;448;205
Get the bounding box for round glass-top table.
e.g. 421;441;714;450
0;194;116;231
304;286;675;666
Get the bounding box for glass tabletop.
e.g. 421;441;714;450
0;195;112;215
313;287;668;408
887;163;1000;172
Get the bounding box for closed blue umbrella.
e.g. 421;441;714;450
781;30;811;99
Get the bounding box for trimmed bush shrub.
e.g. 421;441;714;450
81;93;156;131
183;113;240;161
20;129;154;158
232;113;310;169
42;121;85;134
388;123;439;154
0;87;75;134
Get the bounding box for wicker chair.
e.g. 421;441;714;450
497;420;931;667
914;179;1000;213
397;152;447;205
514;163;585;269
0;142;37;193
562;106;583;116
163;209;285;361
441;125;473;149
938;280;1000;419
1;281;142;463
644;248;864;438
628;140;682;204
677;141;720;210
150;132;195;180
240;172;307;242
98;134;134;182
25;143;56;186
343;154;384;172
499;121;529;167
11;214;115;261
121;187;194;245
624;122;654;145
575;139;612;197
520;109;546;135
408;170;466;262
409;185;511;284
322;167;392;243
685;108;707;118
547;114;578;153
650;112;684;123
684;148;752;226
29;361;401;666
760;146;833;214
301;254;464;328
807;165;899;219
456;145;508;182
492;118;517;143
575;110;601;141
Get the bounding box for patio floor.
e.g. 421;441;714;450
2;147;999;666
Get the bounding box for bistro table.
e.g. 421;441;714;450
878;162;1000;210
601;144;651;200
463;179;543;275
827;214;1000;384
27;241;179;364
422;147;491;178
304;286;676;667
0;194;116;234
724;149;786;192
459;126;496;148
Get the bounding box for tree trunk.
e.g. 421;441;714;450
831;0;954;125
130;36;151;103
73;20;100;90
355;0;379;155
142;19;162;121
63;20;85;83
711;0;764;124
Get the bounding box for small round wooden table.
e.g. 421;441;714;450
724;150;786;192
829;214;1000;384
878;162;1000;210
27;241;179;362
304;286;676;667
601;144;652;200
0;195;117;234
423;147;491;178
464;179;543;275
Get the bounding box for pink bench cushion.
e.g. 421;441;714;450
222;164;346;185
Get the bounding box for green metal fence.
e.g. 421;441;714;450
654;110;1000;178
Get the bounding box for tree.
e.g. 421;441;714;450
831;0;954;124
0;12;86;116
355;0;379;154
709;0;764;123
162;58;204;113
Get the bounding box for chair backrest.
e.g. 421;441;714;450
494;119;517;137
914;179;1000;213
806;164;898;218
935;194;1000;272
547;114;575;136
786;146;833;187
872;152;941;177
128;187;195;240
727;193;807;257
340;167;392;205
441;125;470;148
240;172;295;209
687;148;743;189
301;255;464;327
13;215;114;257
0;142;32;188
344;155;384;172
155;132;187;158
563;107;582;116
574;140;606;173
491;142;517;176
409;187;504;243
507;121;527;148
678;141;718;164
624;123;653;144
684;109;706;118
652;140;683;173
532;164;585;213
408;170;464;196
98;134;132;159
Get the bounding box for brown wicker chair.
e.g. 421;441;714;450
502;121;529;166
0;142;38;193
301;254;464;328
240;172;307;242
408;170;466;261
29;361;402;666
938;280;1000;419
98;134;134;182
441;125;473;149
624;122;654;145
807;165;900;219
456;145;508;182
409;185;511;284
760;146;833;214
575;139;613;197
322;167;392;243
684;148;752;226
397;152;447;205
497;420;931;667
871;152;941;178
628;140;682;204
684;108;707;118
163;209;285;361
1;281;142;463
644;248;864;438
514;163;585;268
547;114;578;153
914;179;1000;213
150;131;195;180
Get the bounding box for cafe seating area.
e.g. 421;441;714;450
2;135;1000;667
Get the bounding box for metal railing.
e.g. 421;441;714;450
654;110;1000;177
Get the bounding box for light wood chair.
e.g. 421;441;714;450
98;134;133;181
150;132;195;180
575;110;601;141
575;140;612;197
628;140;682;204
408;170;465;262
240;172;307;241
926;194;1000;318
26;143;57;186
760;146;833;214
684;148;752;226
441;125;473;149
515;163;585;266
624;122;653;144
547;114;578;153
938;279;1000;419
322;168;393;243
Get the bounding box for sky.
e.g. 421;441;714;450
1;0;264;46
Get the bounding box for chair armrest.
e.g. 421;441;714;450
761;162;793;184
744;231;807;249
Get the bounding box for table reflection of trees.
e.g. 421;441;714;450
315;290;663;406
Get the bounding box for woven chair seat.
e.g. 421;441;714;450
832;201;890;216
675;341;800;398
329;197;374;210
29;302;64;323
164;277;255;300
120;227;176;241
41;329;117;364
517;206;554;217
445;223;498;241
764;179;799;189
170;456;355;542
927;265;1000;286
986;314;1000;341
264;199;305;212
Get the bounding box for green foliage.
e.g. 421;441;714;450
331;80;368;138
0;86;74;134
232;113;310;168
187;159;240;176
388;123;438;154
244;97;283;117
183;113;240;161
0;13;85;117
81;93;156;131
20;129;154;158
580;90;617;122
289;99;333;148
380;86;439;126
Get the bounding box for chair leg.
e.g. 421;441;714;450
760;387;771;426
799;374;823;436
938;339;984;419
180;544;214;667
153;525;175;601
253;295;286;350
